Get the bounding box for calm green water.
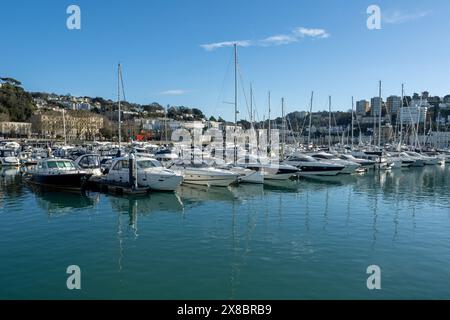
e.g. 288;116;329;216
1;166;450;299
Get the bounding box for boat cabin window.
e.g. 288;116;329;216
112;160;129;170
137;160;162;169
47;161;76;169
79;155;100;168
288;156;311;162
313;154;333;160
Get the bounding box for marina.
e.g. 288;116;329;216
2;0;450;304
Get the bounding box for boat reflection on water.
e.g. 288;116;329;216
31;187;100;215
263;179;300;192
300;173;359;186
176;184;237;204
1;167;24;199
108;192;184;216
1;167;21;185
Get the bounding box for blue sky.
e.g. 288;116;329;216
1;0;449;121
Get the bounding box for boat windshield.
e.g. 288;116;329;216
313;154;334;160
78;155;100;168
47;161;76;169
137;160;162;169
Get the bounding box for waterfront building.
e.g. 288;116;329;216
399;106;427;124
386;96;402;114
0;122;32;137
370;97;383;116
356;100;369;116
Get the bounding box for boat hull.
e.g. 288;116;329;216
26;173;92;190
182;175;237;187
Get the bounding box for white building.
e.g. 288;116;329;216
399;106;427;124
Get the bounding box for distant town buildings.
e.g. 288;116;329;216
30;111;104;140
386;96;402;114
356;100;369;116
370;97;383;116
400;106;427;124
0;122;32;137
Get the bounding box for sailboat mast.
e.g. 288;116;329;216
281;97;285;159
308;91;313;147
233;43;238;164
328;96;331;149
378;80;382;148
250;83;253;124
351;96;354;150
62;108;66;146
118;63;122;150
268;91;271;146
399;83;404;148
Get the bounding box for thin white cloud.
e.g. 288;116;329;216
294;27;330;39
383;10;430;24
200;40;253;51
201;27;330;51
259;34;298;46
159;89;187;96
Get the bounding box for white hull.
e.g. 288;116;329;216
1;157;20;167
182;175;237;187
340;164;360;174
142;175;184;191
423;159;439;165
239;170;264;184
263;172;296;180
299;170;342;176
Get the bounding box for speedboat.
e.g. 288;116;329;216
105;157;183;191
0;148;20;167
236;155;299;180
283;154;345;176
171;160;238;187
74;154;103;176
338;154;376;170
24;158;92;190
154;149;179;166
309;152;361;174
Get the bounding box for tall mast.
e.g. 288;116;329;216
399;83;404;148
118;63;122;150
281;97;285;159
328;96;331;149
308;91;313;147
378;80;382;148
351;96;354;150
62;108;67;146
233;43;238;164
250;83;253;124
268;91;271;146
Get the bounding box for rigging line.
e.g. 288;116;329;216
213;50;234;117
237;64;251;120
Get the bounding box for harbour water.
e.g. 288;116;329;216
1;166;450;299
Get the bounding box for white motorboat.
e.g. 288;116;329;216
0;148;20;167
283;154;345;176
236;155;299;180
338;154;376;170
171;160;239;187
105;157;183;191
309;152;361;174
74;154;103;176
